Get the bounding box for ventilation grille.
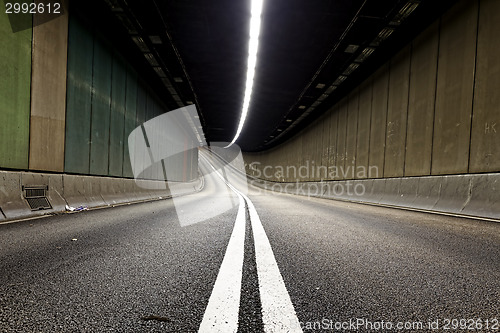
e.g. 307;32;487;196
23;186;52;211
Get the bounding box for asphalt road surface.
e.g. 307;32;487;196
1;151;499;332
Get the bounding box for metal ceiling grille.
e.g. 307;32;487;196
23;186;52;211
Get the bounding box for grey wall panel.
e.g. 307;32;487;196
89;38;112;176
135;84;148;179
335;99;348;179
314;116;325;180
328;107;338;179
321;113;331;173
432;0;478;175
405;22;439;176
122;68;137;178
356;80;372;179
302;126;315;181
108;54;127;177
303;125;314;180
470;0;500;172
146;94;160;179
297;136;303;181
384;46;410;178
369;65;389;178
345;91;359;179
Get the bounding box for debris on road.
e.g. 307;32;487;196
65;205;89;212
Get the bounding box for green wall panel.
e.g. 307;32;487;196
89;38;112;176
65;17;93;174
108;54;127;177
122;68;137;178
0;10;32;169
63;14;179;180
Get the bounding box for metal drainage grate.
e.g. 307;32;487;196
23;185;52;211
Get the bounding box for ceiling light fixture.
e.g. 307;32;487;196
144;53;159;66
355;47;375;63
317;94;329;102
153;67;166;78
343;63;359;75
390;1;420;25
226;0;264;147
344;44;359;53
325;85;337;94
131;36;149;52
371;27;395;46
333;75;348;86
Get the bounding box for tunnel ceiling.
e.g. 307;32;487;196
95;0;457;152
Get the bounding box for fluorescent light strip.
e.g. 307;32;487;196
227;0;264;147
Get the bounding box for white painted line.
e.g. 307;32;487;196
244;195;303;333
200;153;302;332
198;192;246;333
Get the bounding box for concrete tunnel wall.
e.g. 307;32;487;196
243;0;500;220
0;6;201;222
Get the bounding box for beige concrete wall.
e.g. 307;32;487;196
432;0;478;175
405;22;439;176
336;99;348;177
244;0;499;182
327;107;338;175
355;79;372;179
345;90;358;179
369;65;389;179
385;46;410;178
29;6;69;172
470;0;500;173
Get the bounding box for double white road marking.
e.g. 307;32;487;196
199;159;302;333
